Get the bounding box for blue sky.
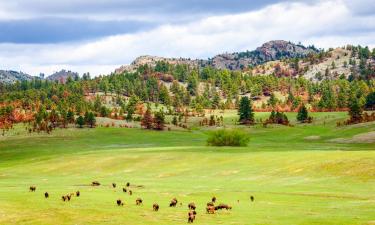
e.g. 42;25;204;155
0;0;374;76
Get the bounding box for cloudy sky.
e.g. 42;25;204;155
0;0;374;76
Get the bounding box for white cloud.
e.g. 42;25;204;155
0;0;374;76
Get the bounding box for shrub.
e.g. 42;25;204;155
207;129;250;147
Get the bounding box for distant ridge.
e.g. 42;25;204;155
115;40;319;73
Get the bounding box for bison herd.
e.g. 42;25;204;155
29;183;255;223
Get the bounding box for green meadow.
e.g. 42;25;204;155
0;112;374;225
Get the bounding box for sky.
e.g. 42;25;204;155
0;0;374;77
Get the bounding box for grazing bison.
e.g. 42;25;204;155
128;190;132;196
116;199;124;206
188;210;197;223
215;204;232;210
112;183;116;188
136;198;143;205
92;181;100;186
153;203;159;211
169;198;178;207
250;196;254;202
206;205;215;214
206;202;214;207
44;192;49;198
29;186;36;192
211;196;216;203
66;195;71;201
126;182;130;187
76;191;80;197
122;188;127;193
62;196;66;201
188;202;196;210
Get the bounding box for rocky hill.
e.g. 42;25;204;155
115;55;200;74
46;70;79;83
206;40;318;70
115;40;319;73
0;70;34;84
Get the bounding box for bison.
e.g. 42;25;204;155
153;203;159;211
136;198;143;205
126;182;130;187
206;205;215;214
250;196;254;202
29;186;36;192
212;196;216;203
169;198;178;207
44;192;49;198
112;183;116;188
92;181;100;186
129;190;133;196
76;191;80;197
215;204;231;210
188;210;197;223
122;188;127;193
188;202;196;210
117;199;124;206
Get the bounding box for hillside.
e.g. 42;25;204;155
46;69;79;83
115;40;318;73
0;70;34;84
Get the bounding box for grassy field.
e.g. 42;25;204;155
0;112;374;225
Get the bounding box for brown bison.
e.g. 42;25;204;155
153;203;159;211
188;202;196;210
128;190;133;196
112;183;117;188
76;191;80;197
136;198;143;205
116;199;124;206
215;204;232;210
169;198;178;207
188;210;197;223
206;202;214;207
29;186;36;192
62;195;66;201
212;196;216;203
92;181;100;186
44;192;49;198
126;182;130;187
122;188;127;193
250;196;254;202
206;205;215;214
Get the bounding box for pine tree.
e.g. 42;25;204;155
87;112;96;128
238;96;254;125
297;104;309;123
153;110;165;130
76;116;85;128
348;97;363;123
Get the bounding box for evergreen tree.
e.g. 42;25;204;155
365;92;375;110
76;116;85;128
238;96;254;125
348;97;363;123
87;112;96;128
67;109;75;123
153;110;165;130
297;104;309;123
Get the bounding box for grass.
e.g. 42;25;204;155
0;112;374;225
